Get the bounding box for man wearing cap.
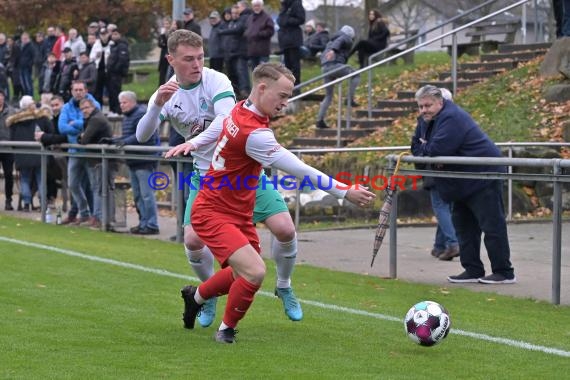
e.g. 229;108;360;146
207;10;225;73
89;27;112;108
57;47;79;101
183;8;202;36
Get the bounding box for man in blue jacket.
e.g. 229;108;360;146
115;90;160;235
58;80;100;224
411;85;516;284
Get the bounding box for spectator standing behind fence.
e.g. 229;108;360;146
207;11;225;73
6;36;23;102
183;8;202;36
158;17;173;85
59;81;100;225
35;95;68;210
244;0;274;71
0;89;15;210
348;9;390;69
109;91;161;235
39;52;60;106
7;96;52;212
52;26;67;61
300;20;329;60
315;25;360;130
57;47;79;102
107;29;130;115
411;87;459;262
19;32;36;97
412;85;516;284
63;28;86;61
90;27;112;109
219;5;249;99
277;0;305;89
77;97;115;230
77;51;97;94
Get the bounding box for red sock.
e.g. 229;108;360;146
223;277;261;328
198;267;235;299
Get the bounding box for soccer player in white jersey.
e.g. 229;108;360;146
166;62;376;343
136;30;304;327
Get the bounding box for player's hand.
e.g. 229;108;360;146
164;142;196;158
154;81;180;107
345;186;376;208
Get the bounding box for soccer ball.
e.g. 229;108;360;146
404;300;451;346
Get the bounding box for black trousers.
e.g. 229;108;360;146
0;152;14;202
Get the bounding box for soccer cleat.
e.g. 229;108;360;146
214;328;237;344
180;285;202;329
198;297;217;328
275;287;303;321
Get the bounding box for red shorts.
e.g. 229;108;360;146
191;212;261;267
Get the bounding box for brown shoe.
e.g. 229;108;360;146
431;248;444;258
438;246;460;261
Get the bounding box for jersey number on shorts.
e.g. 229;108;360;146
212;135;229;170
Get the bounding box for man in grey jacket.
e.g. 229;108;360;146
316;25;359;129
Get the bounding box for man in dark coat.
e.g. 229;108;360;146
244;0;275;70
183;8;202;36
0;89;16;210
77;97;114;229
107;30;130;114
277;0;305;87
412;85;516;285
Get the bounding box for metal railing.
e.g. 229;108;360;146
0;140;568;303
288;0;534;148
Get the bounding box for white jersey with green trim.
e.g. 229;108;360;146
149;67;235;171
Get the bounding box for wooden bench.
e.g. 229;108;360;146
443;19;520;57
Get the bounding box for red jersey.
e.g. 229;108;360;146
192;100;269;222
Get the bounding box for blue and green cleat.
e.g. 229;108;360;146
275;287;303;321
198;297;217;328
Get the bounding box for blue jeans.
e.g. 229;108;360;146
451;180;514;278
20;67;34;96
430;188;458;250
19;167;41;205
563;0;570;36
236;56;251;94
129;166;159;230
68;157;91;218
87;163;116;222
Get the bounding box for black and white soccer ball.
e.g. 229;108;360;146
404;300;451;346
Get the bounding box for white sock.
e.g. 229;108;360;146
185;246;215;282
219;321;230;331
194;288;205;305
272;234;297;289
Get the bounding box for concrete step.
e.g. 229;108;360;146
418;79;480;89
459;61;517;71
350;118;394;128
290;137;353;148
480;50;546;62
314;127;379;139
355;108;412;118
438;70;503;81
397;91;416;99
376;99;416;109
498;42;552;53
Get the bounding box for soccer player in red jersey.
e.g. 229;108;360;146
168;62;375;343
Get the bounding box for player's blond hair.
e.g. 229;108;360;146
252;62;296;86
167;29;203;54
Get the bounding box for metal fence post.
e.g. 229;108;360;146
387;157;398;279
101;149;109;230
40;144;47;223
551;159;562;305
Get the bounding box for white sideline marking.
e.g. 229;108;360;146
2;236;570;358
